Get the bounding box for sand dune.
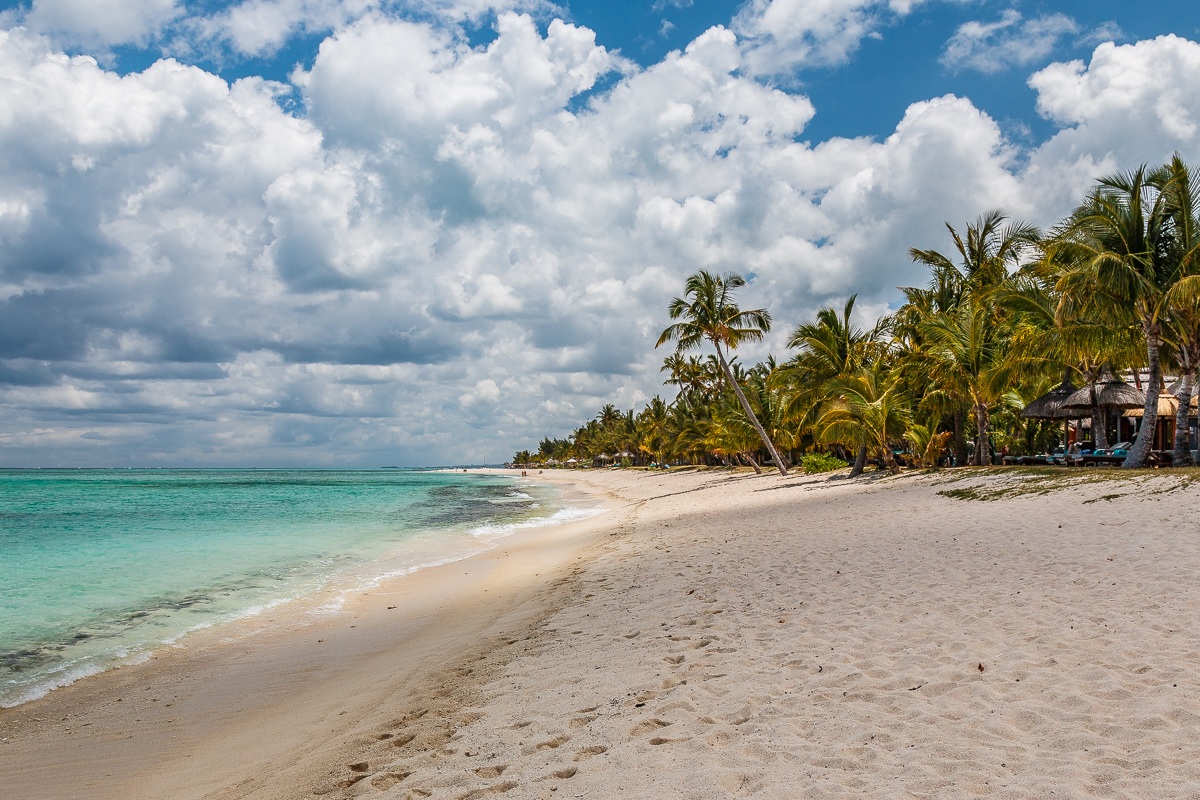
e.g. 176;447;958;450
5;467;1200;799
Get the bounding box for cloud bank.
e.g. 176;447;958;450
0;5;1199;466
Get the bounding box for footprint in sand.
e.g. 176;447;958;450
535;735;570;750
391;733;417;748
462;782;516;797
649;736;691;746
474;765;508;778
664;654;685;665
570;715;598;729
370;771;412;790
630;718;672;736
573;746;608;762
551;767;578;779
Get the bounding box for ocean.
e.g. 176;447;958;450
0;469;597;708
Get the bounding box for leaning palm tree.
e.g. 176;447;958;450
657;270;789;475
1057;166;1180;468
1155;155;1200;464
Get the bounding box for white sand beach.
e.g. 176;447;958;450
4;466;1200;799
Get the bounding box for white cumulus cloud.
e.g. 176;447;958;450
941;9;1111;74
734;0;925;75
1024;34;1200;220
1;11;1200;466
23;0;182;49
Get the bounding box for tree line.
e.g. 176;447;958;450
513;155;1200;474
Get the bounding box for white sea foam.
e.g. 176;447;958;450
470;504;606;541
316;553;471;614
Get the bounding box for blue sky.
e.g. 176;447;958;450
7;1;1195;142
0;0;1198;466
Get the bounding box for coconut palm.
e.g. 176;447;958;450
901;212;1038;465
1155;155;1200;464
1000;256;1143;451
635;397;672;465
656;270;788;475
903;420;952;469
1057;166;1180;467
779;295;889;476
815;365;910;474
918;302;1016;465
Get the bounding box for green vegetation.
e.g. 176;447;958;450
514;156;1200;475
800;453;848;474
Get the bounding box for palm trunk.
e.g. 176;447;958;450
1124;324;1161;468
848;444;868;478
1089;384;1107;450
880;445;901;474
741;452;763;474
953;408;968;467
1174;367;1194;466
974;402;989;466
713;343;788;476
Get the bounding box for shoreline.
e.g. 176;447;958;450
0;470;622;799
0;470;589;710
6;466;1200;797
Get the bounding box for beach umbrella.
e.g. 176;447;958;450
565;457;578;464
1021;377;1079;419
596;453;612;461
615;450;635;458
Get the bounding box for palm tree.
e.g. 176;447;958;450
1155;155;1200;465
780;294;888;476
1001;257;1142;451
635;397;671;464
815;365;910;474
902;211;1037;465
918;302;1015;465
1057;167;1179;468
657;270;789;475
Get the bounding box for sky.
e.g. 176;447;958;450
0;1;1198;467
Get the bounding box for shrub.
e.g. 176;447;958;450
801;452;848;474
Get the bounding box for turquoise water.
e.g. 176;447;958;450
0;469;591;707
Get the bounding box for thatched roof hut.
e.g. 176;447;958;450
1022;378;1079;419
1061;370;1145;413
1124;387;1179;418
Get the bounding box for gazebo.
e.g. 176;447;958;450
1021;377;1078;420
1022;376;1081;450
1123;387;1181;451
1061;369;1145;448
